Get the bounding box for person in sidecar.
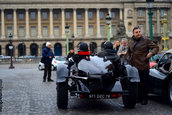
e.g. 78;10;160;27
97;41;126;77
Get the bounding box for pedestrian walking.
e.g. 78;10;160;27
126;27;159;105
117;38;128;65
42;42;54;82
114;40;120;54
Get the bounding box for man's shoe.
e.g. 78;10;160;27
48;79;54;82
43;79;46;82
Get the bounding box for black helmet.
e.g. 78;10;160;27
104;41;113;49
79;42;88;51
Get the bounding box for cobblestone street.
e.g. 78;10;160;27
0;64;172;115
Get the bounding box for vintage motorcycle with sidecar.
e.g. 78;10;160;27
56;55;140;109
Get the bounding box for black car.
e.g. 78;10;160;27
149;50;172;106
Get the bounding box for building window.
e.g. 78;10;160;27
31;26;36;37
54;26;59;37
30;12;36;20
112;25;116;36
7;12;12;20
77;11;82;19
42;11;47;19
100;25;105;36
100;11;104;19
7;26;12;37
160;9;165;17
19;12;24;20
139;24;144;34
19;26;25;37
66;11;70;19
111;11;115;19
54;11;59;19
77;26;83;36
88;11;93;19
42;26;48;37
88;25;94;36
138;9;143;17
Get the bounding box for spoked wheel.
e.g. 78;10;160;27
57;82;68;109
168;79;172;106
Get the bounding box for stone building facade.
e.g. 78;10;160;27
0;0;172;57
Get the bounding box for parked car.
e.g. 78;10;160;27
38;56;66;71
149;50;172;106
149;54;163;68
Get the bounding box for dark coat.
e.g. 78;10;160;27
114;45;120;54
126;36;159;70
42;47;54;63
97;49;125;77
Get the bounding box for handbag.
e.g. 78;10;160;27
40;57;45;63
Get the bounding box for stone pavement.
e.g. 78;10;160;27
0;63;172;115
0;64;57;115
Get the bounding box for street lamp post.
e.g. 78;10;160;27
161;13;169;51
9;33;15;69
106;14;111;41
65;24;70;55
72;34;75;50
146;0;154;41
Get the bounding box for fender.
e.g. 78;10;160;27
56;63;68;83
125;64;140;82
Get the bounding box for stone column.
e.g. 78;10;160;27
13;9;17;39
25;8;30;38
168;8;171;32
49;8;54;38
146;9;149;36
120;8;123;20
73;8;77;37
37;9;42;38
157;8;160;36
85;8;89;37
108;8;112;37
134;8;137;27
96;8;101;37
61;8;65;38
1;9;5;39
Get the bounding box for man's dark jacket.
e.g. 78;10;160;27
126;36;159;70
97;49;125;77
42;47;54;63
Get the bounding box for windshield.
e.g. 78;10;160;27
55;56;65;61
158;53;172;68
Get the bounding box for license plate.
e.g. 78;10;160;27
88;94;111;99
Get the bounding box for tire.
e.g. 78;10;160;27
51;65;54;71
57;82;68;109
168;79;172;106
121;78;138;108
38;65;42;71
